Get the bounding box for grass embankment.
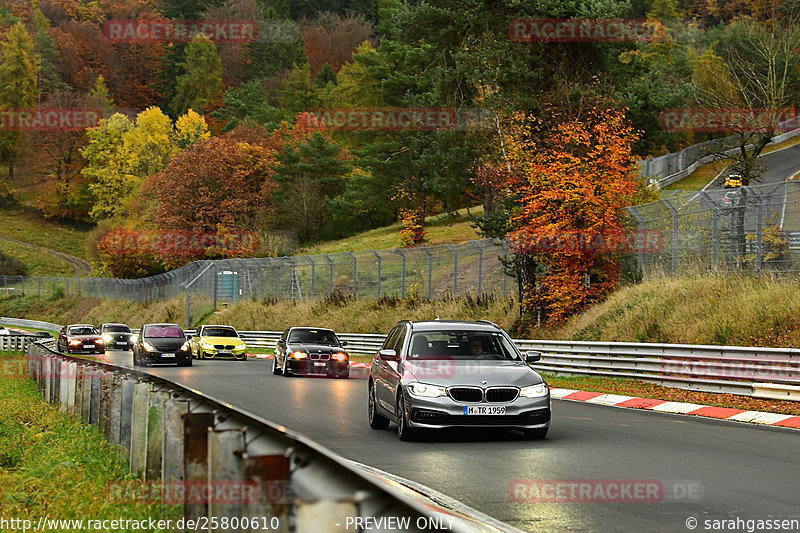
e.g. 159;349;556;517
0;208;90;260
300;206;484;254
0;238;75;277
0;352;172;526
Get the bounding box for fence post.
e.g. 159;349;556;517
445;244;458;296
469;240;484;295
305;255;316;299
347;252;357;295
422;247;433;300
663;199;679;275
626;207;646;277
394;249;406;299
751;187;763;277
185;290;191;330
324;254;334;295
129;381;150;476
370;251;381;298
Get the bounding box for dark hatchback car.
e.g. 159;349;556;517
133;323;192;367
272;327;350;378
101;323;135;350
58;324;105;354
368;320;550;441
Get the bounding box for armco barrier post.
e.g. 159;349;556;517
208;428;246;529
242;454;290;533
58;359;72;412
162;396;189;481
81;365;93;421
296;501;359;532
52;358;61;407
146;389;170;481
118;377;135;460
129;381;150;476
109;375;122;446
183;411;215;522
65;361;77;413
73;364;84;417
89;367;102;425
99;371;112;438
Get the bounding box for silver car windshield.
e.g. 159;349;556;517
407;331;520;361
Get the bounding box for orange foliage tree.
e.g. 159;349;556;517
505;107;640;324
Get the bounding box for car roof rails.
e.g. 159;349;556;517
476;319;500;329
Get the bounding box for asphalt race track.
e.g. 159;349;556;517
101;352;800;533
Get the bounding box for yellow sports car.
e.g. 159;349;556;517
190;324;248;361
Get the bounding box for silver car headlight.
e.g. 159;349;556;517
408;382;447;398
520;383;549;398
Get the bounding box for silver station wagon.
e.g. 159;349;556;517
367;320;551;441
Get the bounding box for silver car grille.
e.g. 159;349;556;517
447;386;519;403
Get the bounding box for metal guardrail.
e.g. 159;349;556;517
1;316;62;332
26;341;512;533
234;331;800;398
0;335;37;351
17;317;800;398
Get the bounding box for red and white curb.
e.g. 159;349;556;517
551;388;800;429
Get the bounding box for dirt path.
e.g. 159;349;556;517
0;233;91;277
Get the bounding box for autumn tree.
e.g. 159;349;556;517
82;107;208;221
0;23;40;181
299;11;374;79
170;34;224;117
505;106;640;325
143;126;279;266
272;130;351;241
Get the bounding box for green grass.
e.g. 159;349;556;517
0;207;91;261
300;206;484;255
0;352;176;525
0;238;75;276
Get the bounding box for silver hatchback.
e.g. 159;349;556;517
367;320;550;441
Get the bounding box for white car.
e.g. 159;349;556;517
0;326;10;335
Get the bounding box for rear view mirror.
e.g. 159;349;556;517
378;349;397;361
341;340;348;346
525;350;541;363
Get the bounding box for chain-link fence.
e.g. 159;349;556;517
1;238;512;326
625;180;800;277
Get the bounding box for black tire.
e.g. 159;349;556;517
524;427;549;439
237;353;247;361
282;357;292;377
396;392;417;441
272;355;282;375
368;383;390;429
132;351;139;367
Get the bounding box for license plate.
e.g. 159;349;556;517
464;406;506;415
161;353;175;358
218;351;232;356
85;344;95;349
314;362;326;367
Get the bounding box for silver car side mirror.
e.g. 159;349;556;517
525;350;541;363
378;349;397;361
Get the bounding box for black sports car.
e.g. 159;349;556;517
133;323;192;367
272;327;350;378
101;323;135;350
